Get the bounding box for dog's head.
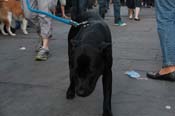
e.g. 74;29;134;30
71;42;111;97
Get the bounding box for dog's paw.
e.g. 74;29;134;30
23;31;28;35
103;111;113;116
9;33;16;36
66;88;75;100
1;30;8;35
1;32;8;36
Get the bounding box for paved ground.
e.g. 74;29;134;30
0;6;175;116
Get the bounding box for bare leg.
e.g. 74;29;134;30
7;12;16;36
135;7;140;19
42;37;49;49
61;5;68;18
21;18;28;35
128;8;133;19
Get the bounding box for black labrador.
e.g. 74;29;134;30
66;1;113;116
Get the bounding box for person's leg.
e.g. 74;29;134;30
147;0;151;7
134;7;140;20
134;0;141;21
61;5;66;17
152;0;155;6
71;0;88;20
113;0;121;22
128;8;133;19
157;0;175;70
60;0;68;18
106;0;110;9
38;0;52;47
95;0;98;6
110;0;113;4
21;0;41;49
21;0;51;61
147;0;175;81
98;0;107;18
113;0;126;26
35;0;52;61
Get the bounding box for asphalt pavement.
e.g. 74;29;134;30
0;5;175;116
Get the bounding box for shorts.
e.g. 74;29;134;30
126;0;141;9
59;0;66;5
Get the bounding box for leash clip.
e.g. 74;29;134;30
70;21;89;28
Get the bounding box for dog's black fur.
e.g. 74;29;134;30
66;1;113;116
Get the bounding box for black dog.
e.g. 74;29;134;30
66;3;113;115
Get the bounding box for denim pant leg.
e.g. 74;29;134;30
71;0;88;20
155;0;175;67
106;0;110;9
79;0;88;11
98;0;107;18
113;0;121;23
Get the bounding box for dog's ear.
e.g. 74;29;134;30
99;42;111;53
71;39;80;48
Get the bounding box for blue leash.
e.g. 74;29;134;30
25;0;80;27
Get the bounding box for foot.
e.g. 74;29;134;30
35;38;43;52
114;20;127;26
62;15;69;19
134;18;140;21
103;111;113;116
129;15;133;20
147;71;175;82
66;87;75;99
23;30;28;35
35;48;49;61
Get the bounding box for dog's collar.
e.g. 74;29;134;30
78;21;89;28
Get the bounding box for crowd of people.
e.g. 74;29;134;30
33;0;155;61
20;0;129;61
1;0;155;61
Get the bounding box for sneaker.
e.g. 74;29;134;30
35;37;43;52
35;43;42;52
35;48;49;61
114;20;127;26
134;18;140;21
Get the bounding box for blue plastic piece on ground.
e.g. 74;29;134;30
125;70;141;78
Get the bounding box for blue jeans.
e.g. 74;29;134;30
98;0;121;22
71;0;88;20
106;0;110;9
113;0;121;23
155;0;175;67
98;0;107;18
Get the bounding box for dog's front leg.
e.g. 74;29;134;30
0;23;8;35
102;69;113;116
66;69;76;100
7;12;16;36
21;18;28;35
